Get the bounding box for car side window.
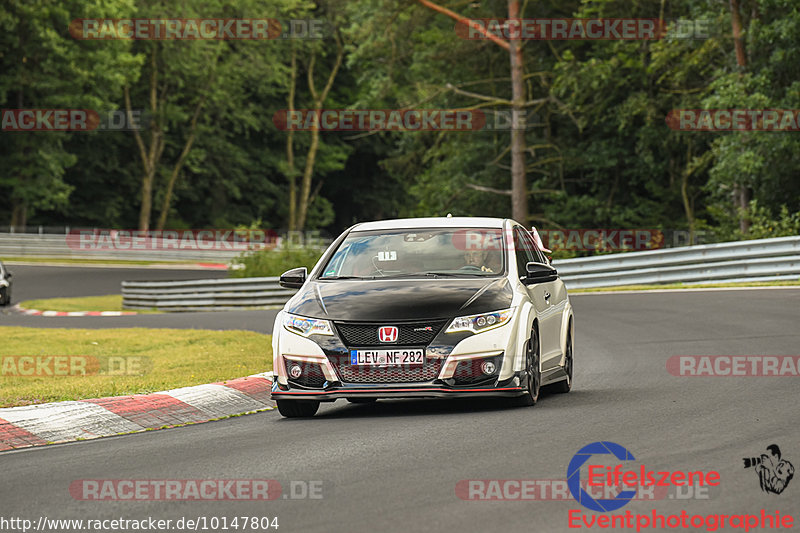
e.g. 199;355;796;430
521;231;547;264
513;227;537;278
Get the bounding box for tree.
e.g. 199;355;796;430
416;0;529;223
0;0;139;227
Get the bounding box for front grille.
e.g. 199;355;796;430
328;354;443;383
285;360;326;388
334;320;448;347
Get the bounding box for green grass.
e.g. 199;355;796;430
18;294;161;313
571;280;800;293
0;327;272;407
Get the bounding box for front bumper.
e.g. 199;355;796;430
271;374;526;401
271;311;527;401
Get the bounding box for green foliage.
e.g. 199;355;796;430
230;246;324;278
0;0;140;222
745;203;800;239
712;201;800;242
2;0;798;249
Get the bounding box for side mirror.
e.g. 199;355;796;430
279;267;307;289
525;262;558;284
5;272;11;279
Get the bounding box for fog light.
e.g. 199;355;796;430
480;360;497;375
289;364;303;379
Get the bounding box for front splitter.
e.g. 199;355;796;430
271;385;524;401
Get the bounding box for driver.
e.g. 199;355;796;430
463;249;494;272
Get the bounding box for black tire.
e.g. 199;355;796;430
551;325;574;394
276;399;320;418
510;326;540;407
0;286;8;306
346;398;377;404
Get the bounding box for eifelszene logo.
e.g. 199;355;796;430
743;444;794;495
566;441;721;512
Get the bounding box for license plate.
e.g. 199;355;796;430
350;349;425;366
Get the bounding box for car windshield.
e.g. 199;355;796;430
319;228;506;279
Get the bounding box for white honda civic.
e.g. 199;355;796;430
271;217;574;417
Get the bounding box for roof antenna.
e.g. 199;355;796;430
446;213;453;218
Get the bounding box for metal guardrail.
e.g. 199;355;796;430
119;236;800;310
0;233;243;263
556;235;800;289
122;277;297;311
0;232;330;263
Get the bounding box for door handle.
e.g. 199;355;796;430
544;291;551;301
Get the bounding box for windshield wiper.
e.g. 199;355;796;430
422;272;488;277
318;275;372;280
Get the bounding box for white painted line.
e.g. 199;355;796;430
0;402;144;443
15;306;137;317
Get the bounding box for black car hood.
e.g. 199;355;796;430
287;277;514;321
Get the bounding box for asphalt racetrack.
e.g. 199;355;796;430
2;274;799;532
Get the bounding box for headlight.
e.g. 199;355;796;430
283;313;334;337
446;308;513;334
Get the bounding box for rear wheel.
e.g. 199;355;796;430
346;398;377;404
276;399;320;418
510;326;540;407
551;326;573;394
0;286;8;306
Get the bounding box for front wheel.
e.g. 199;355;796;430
510;327;540;407
276;399;320;418
0;286;9;306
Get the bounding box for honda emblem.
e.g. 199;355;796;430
378;326;399;343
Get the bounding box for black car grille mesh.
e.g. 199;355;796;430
334;320;447;347
285;360;327;388
329;354;444;383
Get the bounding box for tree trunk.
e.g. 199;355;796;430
729;0;751;234
296;114;321;230
11;88;27;230
737;186;751;234
292;36;343;231
287;47;298;231
10;203;27;230
680;144;695;243
156;94;207;230
730;0;747;67
508;0;527;224
416;0;528;222
139;174;154;231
